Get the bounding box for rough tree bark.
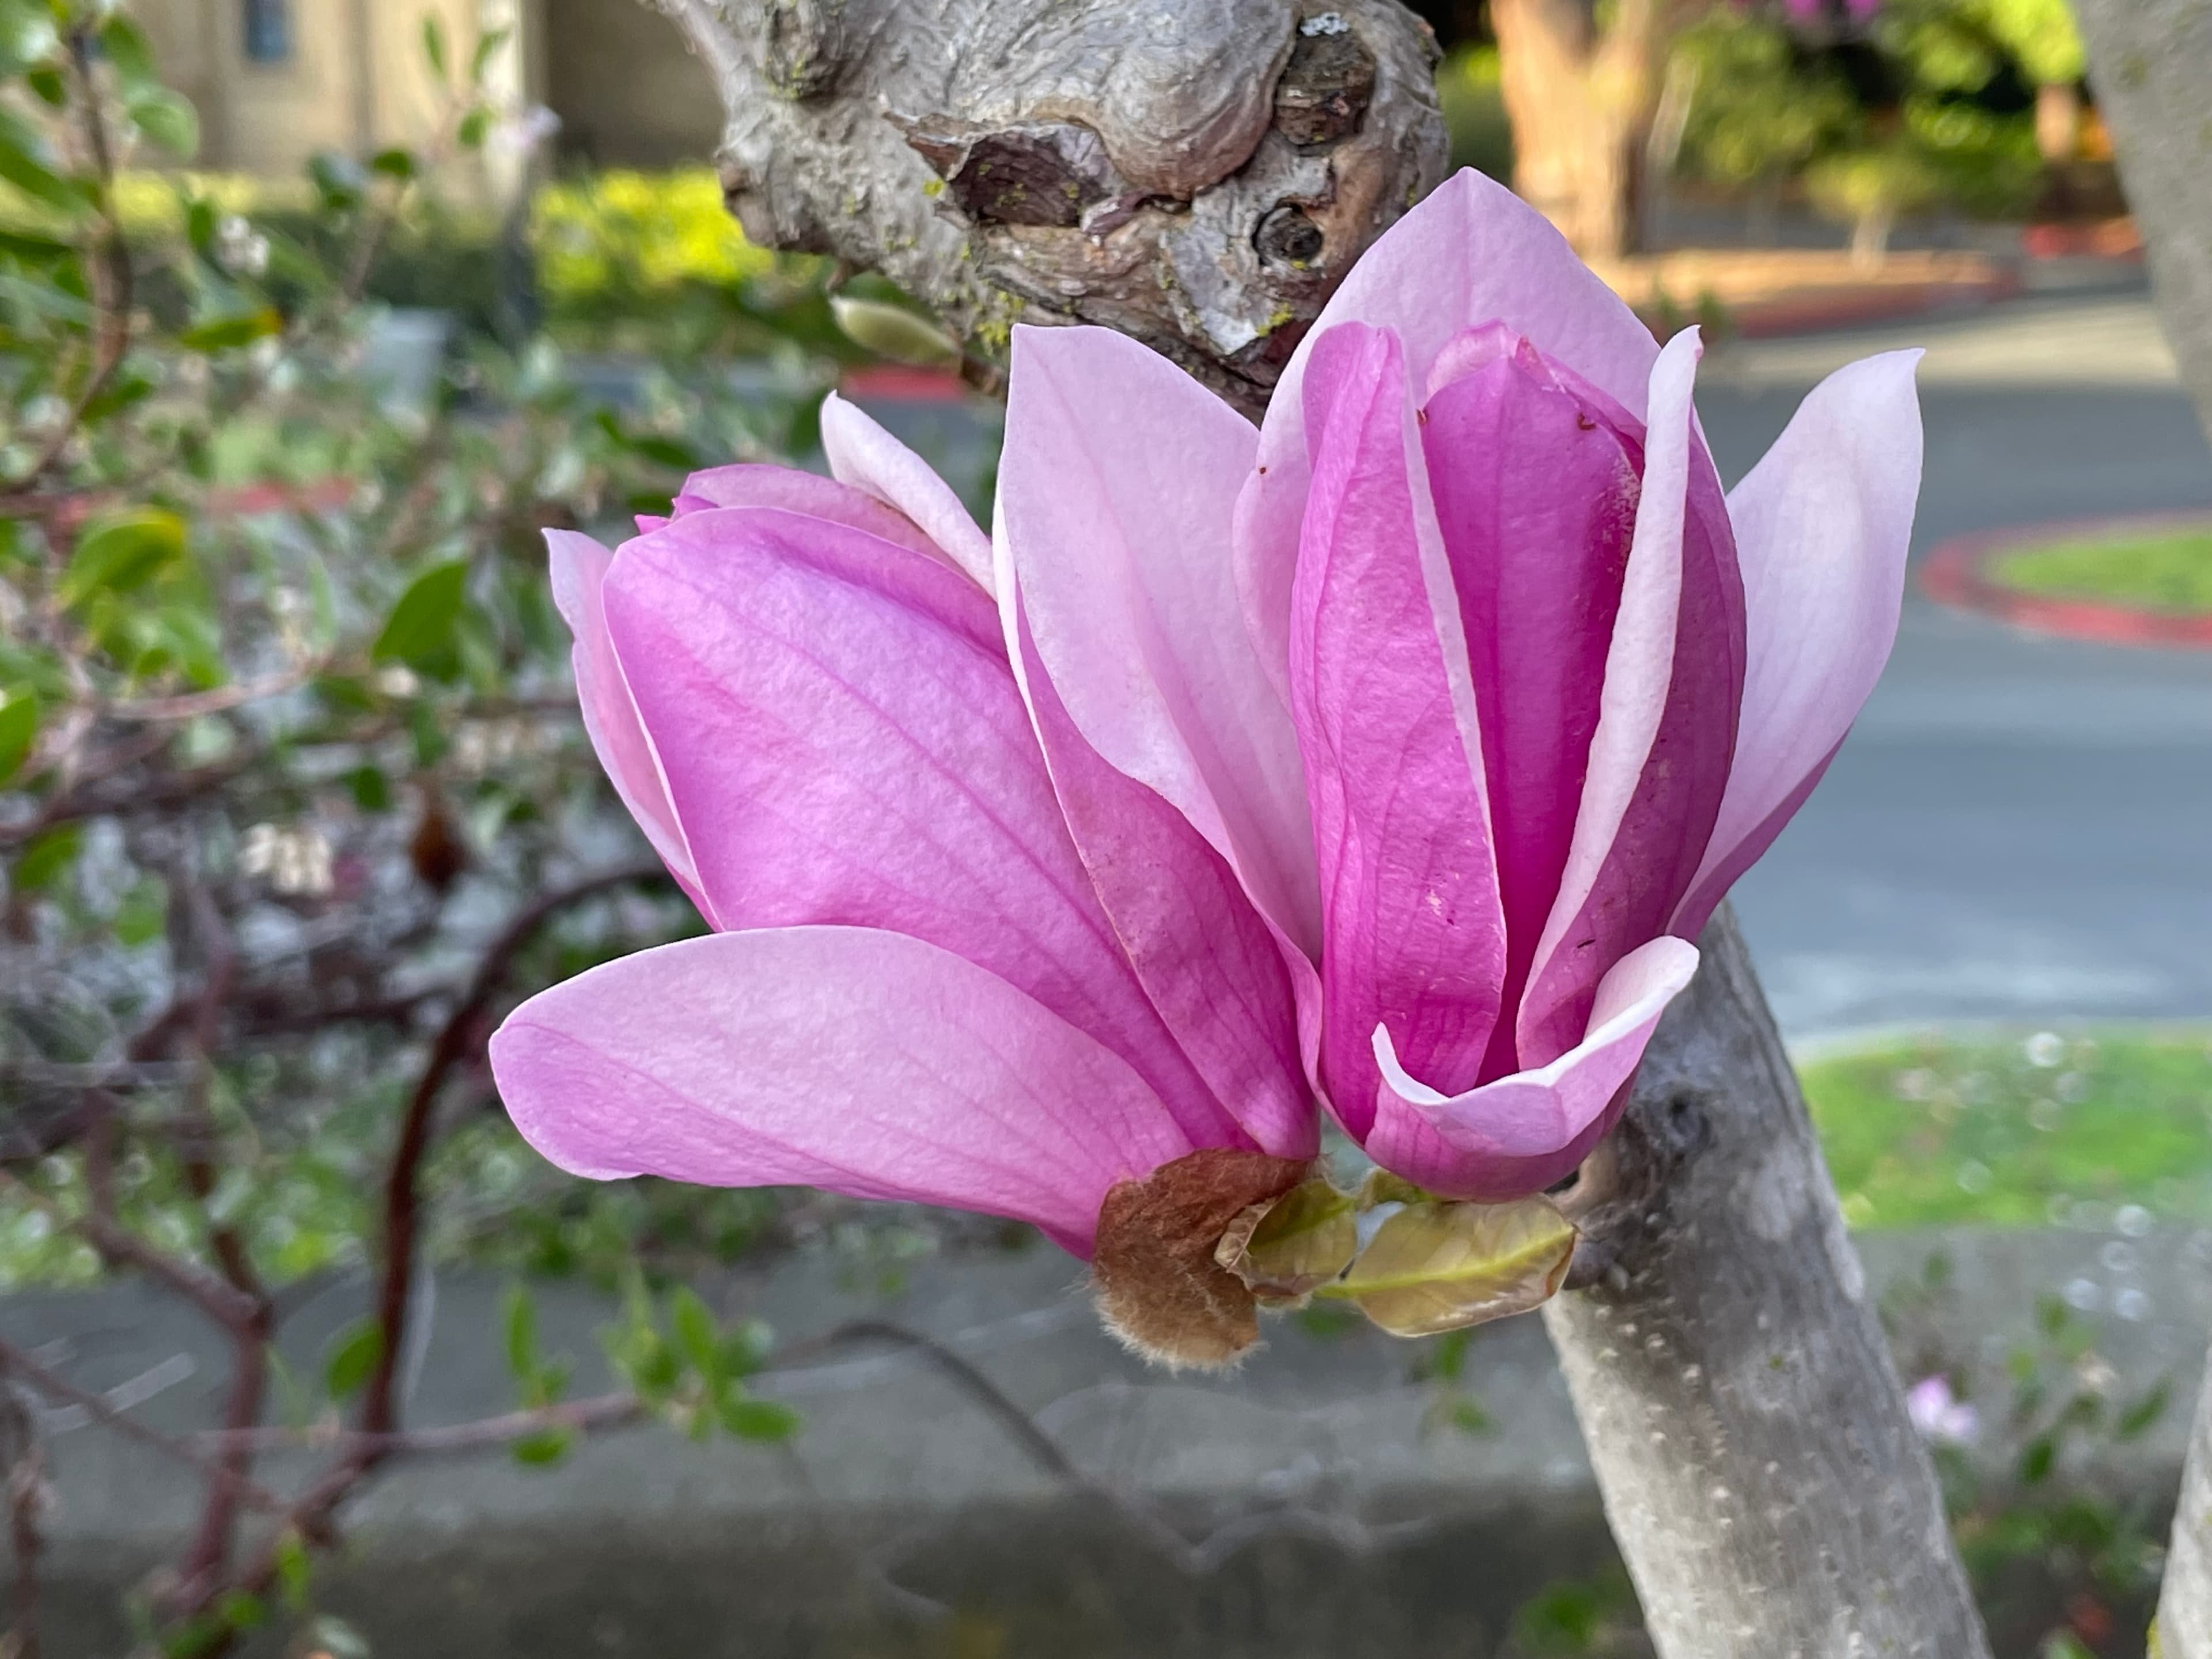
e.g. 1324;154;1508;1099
646;3;1991;1653
1546;908;1990;1658
2063;8;2212;1652
652;0;1447;419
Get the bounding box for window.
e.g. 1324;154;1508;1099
242;0;291;65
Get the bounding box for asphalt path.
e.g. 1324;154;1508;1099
1698;291;2212;1036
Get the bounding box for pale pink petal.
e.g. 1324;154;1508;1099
604;506;1248;1152
491;926;1196;1255
670;461;946;562
1420;327;1644;1078
996;324;1319;953
545;528;706;915
1007;602;1315;1160
1290;322;1506;1139
1238;171;1662;699
1364;935;1699;1200
1674;351;1923;934
1519;328;1743;1066
819;392;995;590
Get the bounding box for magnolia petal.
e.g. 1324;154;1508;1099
1520;328;1741;1066
603;506;1244;1152
1419;328;1645;1075
1675;351;1923;934
1290;321;1506;1137
490;926;1198;1255
1007;605;1315;1160
1215;1176;1358;1304
1330;1194;1577;1337
671;460;948;563
819;391;995;591
997;324;1320;955
545;529;704;913
1238;169;1662;703
1365;935;1700;1201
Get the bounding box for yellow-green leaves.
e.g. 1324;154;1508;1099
1215;1176;1357;1304
1214;1169;1582;1338
59;507;187;608
1326;1195;1578;1338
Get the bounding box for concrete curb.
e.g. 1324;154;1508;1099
1921;510;2212;649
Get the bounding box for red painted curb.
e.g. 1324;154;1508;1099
1919;512;2212;649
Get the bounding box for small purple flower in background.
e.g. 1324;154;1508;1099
1907;1375;1981;1446
490;171;1922;1362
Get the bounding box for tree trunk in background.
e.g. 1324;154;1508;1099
1490;0;1664;257
2071;7;2212;1650
650;4;1992;1653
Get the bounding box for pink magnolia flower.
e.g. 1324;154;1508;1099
490;170;1919;1353
1906;1375;1980;1446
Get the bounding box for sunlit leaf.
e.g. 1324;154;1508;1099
1327;1195;1577;1338
59;509;187;608
179;306;282;353
322;1319;383;1400
718;1393;799;1442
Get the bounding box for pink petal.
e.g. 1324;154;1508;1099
1520;329;1744;1066
491;926;1197;1255
819;392;995;590
1419;327;1645;1078
1238;171;1661;702
603;506;1247;1153
1674;351;1923;933
1289;322;1507;1138
670;461;948;563
997;325;1319;954
1007;602;1315;1160
1364;935;1699;1200
545;528;707;916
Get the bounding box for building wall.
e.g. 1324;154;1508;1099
130;0;719;179
541;0;719;168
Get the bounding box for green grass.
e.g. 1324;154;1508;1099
1988;527;2212;616
1801;1027;2212;1229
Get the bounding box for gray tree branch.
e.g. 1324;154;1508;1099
652;3;1989;1651
650;0;1446;418
1547;907;1989;1657
2064;8;2212;1652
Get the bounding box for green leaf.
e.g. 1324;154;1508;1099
2017;1434;2056;1485
307;151;365;214
127;87;198;157
322;1319;383;1401
177;306;282;353
98;16;159;88
0;687;37;786
371;559;470;668
502;1283;538;1380
1215;1176;1356;1304
12;823;81;893
456;106;491;150
214;1590;266;1631
2116;1380;2171;1441
113;876;168;946
271;1528;313;1613
59;509;187;608
421;15;449;79
512;1426;574;1466
0;111;79;211
829;296;961;368
343;764;390;812
718;1392;800;1443
0;229;70;264
669;1286;721;1383
24;67;63;109
369;147;418;182
470;25;513;85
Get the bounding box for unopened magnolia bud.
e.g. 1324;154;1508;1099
1090;1148;1309;1370
829;296;962;368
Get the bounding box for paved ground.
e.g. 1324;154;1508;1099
1698;287;2212;1036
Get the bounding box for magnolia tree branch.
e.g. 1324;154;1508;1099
2064;9;2212;1652
649;0;1446;418
650;2;1987;1649
1546;908;1988;1657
